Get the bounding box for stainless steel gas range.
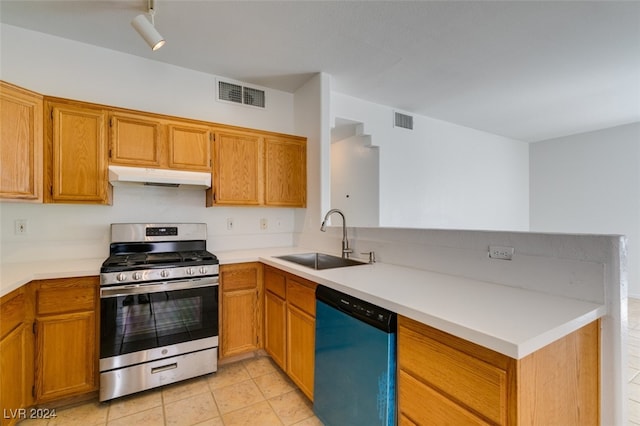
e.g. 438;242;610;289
99;223;219;402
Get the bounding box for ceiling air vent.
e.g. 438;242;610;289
394;112;413;130
218;80;266;108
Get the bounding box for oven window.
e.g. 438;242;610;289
100;286;218;359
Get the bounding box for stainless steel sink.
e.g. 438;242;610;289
274;252;366;270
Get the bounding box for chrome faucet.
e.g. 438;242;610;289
320;209;352;258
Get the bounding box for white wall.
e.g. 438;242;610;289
0;24;300;262
530;122;640;297
331;135;379;227
331;93;530;231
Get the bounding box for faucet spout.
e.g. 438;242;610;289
320;209;352;258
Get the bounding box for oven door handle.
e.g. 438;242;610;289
100;277;218;298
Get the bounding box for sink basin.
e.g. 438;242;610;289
274;253;366;270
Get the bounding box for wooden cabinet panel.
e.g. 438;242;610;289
286;303;315;400
32;277;99;404
286;278;316;316
398;315;600;426
45;100;111;204
0;286;34;426
219;263;263;359
264;290;286;370
265;267;286;298
517;320;600;425
167;123;211;171
36;283;95;316
264;136;306;207
35;311;96;402
264;266;317;400
399;321;508;424
398;370;491;426
0;325;31;426
211;130;262;205
0;81;43;202
110;112;162;166
0;291;26;339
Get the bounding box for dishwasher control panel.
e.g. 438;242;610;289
316;285;396;333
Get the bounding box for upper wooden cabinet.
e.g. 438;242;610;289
264;136;306;207
44;99;112;205
109;111;212;172
208;130;306;207
210;129;263;206
0;82;43;202
109;112;162;167
167;122;211;171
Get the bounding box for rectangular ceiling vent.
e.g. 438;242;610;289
394;111;414;130
218;80;266;108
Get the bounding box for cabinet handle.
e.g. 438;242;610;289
151;363;177;374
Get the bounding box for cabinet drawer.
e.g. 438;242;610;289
0;289;26;339
398;320;508;425
286;279;316;316
398;370;491;425
36;280;96;315
221;263;259;292
265;268;286;299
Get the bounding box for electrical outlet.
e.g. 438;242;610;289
260;218;268;230
15;219;28;235
488;245;514;260
226;218;233;231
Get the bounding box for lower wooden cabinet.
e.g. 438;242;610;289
219;263;263;359
264;267;287;369
32;277;99;403
264;266;317;400
0;287;34;426
285;276;316;399
397;315;600;425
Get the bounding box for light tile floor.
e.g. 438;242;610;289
17;299;640;425
629;297;640;424
19;354;323;426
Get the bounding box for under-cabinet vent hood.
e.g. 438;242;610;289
108;166;211;188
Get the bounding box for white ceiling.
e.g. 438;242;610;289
1;0;639;142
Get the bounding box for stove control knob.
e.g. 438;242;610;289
116;273;127;282
132;272;142;281
186;268;195;276
199;266;208;275
160;270;170;278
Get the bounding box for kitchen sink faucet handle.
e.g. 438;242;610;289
361;251;376;264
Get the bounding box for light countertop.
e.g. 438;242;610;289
1;246;605;359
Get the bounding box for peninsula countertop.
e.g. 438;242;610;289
1;246;606;359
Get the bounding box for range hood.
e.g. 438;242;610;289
108;165;211;188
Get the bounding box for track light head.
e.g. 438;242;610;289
131;0;165;51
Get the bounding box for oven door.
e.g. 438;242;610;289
99;277;218;365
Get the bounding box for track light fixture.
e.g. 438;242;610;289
131;0;165;51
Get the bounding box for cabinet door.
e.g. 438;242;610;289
264;136;306;207
264;291;286;370
286;304;315;400
167;123;212;172
109;112;162;167
0;325;31;426
35;311;96;402
220;263;262;358
0;82;43;202
46;101;111;204
211;130;262;205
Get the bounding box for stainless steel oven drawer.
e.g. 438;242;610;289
99;347;217;401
